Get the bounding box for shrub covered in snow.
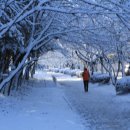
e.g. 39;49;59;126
90;73;110;84
49;68;60;73
116;76;130;93
49;68;82;77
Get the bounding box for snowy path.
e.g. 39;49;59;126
0;71;85;130
55;73;130;130
1;71;130;130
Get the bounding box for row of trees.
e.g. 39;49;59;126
64;0;130;88
0;0;78;95
0;0;130;95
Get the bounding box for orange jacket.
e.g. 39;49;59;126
82;69;90;81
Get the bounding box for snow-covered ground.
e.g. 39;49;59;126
54;73;130;130
0;71;85;130
1;70;130;130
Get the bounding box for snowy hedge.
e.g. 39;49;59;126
116;76;130;93
90;73;110;84
50;68;82;77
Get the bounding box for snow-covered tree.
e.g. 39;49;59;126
1;0;130;94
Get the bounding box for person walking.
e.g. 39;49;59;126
82;67;90;92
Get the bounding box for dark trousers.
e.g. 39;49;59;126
83;80;89;92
